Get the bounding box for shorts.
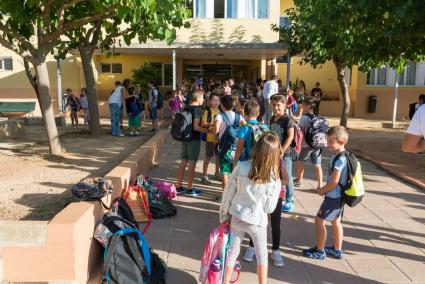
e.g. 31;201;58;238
205;142;218;158
317;196;343;221
298;147;322;165
150;107;158;120
181;140;201;162
128;114;141;129
219;159;233;175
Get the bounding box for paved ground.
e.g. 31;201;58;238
145;134;425;284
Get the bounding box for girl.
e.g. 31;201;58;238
169;90;181;120
79;88;89;126
65;88;81;128
220;132;282;284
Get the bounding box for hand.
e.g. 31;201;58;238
318;188;325;196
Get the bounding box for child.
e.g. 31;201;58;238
201;93;221;185
176;90;208;197
236;98;248;116
269;95;296;212
295;97;324;190
303;126;348;260
65;88;80;128
169;90;181;120
125;87;143;136
80;88;90;126
220;132;282;284
214;96;246;190
148;80;159;133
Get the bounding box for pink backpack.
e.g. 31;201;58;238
199;222;241;284
154;181;177;200
292;122;304;156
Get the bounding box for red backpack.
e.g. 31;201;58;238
291;119;304;160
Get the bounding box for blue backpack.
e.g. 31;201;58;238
218;112;241;163
152;88;164;109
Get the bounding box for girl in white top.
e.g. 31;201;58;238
220;132;281;284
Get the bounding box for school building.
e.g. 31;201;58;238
0;0;424;120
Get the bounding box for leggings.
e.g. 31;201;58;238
249;198;283;251
227;217;268;266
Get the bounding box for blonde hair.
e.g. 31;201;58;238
327;126;349;143
190;90;203;102
249;132;281;184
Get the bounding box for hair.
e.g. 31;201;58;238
249;132;281;183
303;96;316;109
271;75;278;80
209;92;220;101
115;81;121;86
270;94;287;104
244;99;260;118
148;80;156;86
419;94;425;102
315;82;320;86
221;95;234;110
66;88;72;93
190;90;203;102
127;86;135;95
122;79;131;89
327;126;349;143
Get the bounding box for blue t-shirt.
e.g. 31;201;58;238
237;119;269;161
326;154;348;198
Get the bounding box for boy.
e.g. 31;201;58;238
295;97;323;190
311;82;323;115
201;93;221;185
270;95;296;212
125;87;143;136
148;80;159;133
176;91;208;197
303;126;348;260
214;95;245;190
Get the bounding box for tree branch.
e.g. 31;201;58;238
0;21;35;52
55;0;85;29
99;27;132;48
42;0;54;33
23;57;40;99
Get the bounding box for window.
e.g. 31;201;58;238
367;67;387;86
279;16;290;28
398;62;416;85
185;64;204;81
0;58;13;71
151;63;173;87
227;0;268;19
100;63;122;73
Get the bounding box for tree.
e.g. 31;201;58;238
132;63;161;94
276;0;425;127
0;0;118;155
62;0;191;136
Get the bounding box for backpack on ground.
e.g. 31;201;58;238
154;181;177;200
304;114;329;149
199;222;241;284
332;151;365;207
101;227;151;284
218;112;241;163
71;177;113;209
149;250;167;284
122;182;151;233
171;107;193;142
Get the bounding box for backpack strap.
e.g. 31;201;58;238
207;107;212;123
125;234;148;276
221;112;232;126
233;113;241;128
102;234;119;282
306;113;315;120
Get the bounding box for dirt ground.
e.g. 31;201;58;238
0;120;159;221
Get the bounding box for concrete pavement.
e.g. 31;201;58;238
146;135;425;284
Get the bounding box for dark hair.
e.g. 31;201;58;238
122;79;131;89
221;95;234;110
271;75;278;80
115;81;121;86
270;94;287;104
127;87;135;95
239;98;248;108
209;92;220;101
148;80;156;86
244;100;260;117
66;88;72;92
303;96;316;108
419;94;425;102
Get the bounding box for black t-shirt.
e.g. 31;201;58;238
270;114;295;156
186;105;203;141
311;88;323;101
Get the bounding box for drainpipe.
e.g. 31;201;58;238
173;49;176;90
392;72;399;126
56;58;62;113
286;51;291;92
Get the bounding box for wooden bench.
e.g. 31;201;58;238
0;101;36;117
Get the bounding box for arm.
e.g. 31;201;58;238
318;169;342;196
282;127;294;153
280;160;289;185
265;180;282;213
120;87;125;102
193;118;208;133
233;138;245;169
402;134;425;153
219;164;240;223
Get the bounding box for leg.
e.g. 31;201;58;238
186;140;201;190
247;223;268;284
187;161;197;190
311;150;323;189
271;198;283;250
314;165;323;189
315;216;327;250
70;111;75;125
297;160;305;181
202;156;211;176
222;174;229;190
284;156;294;202
176;160;188;188
224;219;245;284
331;218;343;250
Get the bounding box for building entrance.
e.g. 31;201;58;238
184;63;249;83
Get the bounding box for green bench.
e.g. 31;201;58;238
0;101;36;117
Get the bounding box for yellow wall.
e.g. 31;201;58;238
280;0;294;14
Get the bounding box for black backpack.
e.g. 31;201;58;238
150;196;177;219
409;102;417;120
156;91;164;109
218;112;241;163
171;107;194;141
149;250;167;284
304;113;329;149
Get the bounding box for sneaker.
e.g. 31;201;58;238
176;186;186;195
294;179;303;188
135;131;140;136
242;247;256;262
324;246;344;259
282;201;295;212
271;250;285;267
302;247;326;260
117;133;125;137
185;188;202;197
201;176;211;185
149;129;155;132
130;131;134;136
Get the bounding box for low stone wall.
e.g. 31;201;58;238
0;130;167;283
0;119;25;138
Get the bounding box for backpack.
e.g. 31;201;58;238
71;177;113;209
304;114;329;149
101;227;151;284
154;181;177;200
154;88;164;109
332;152;365;207
130;99;141;116
240;123;269;160
409;102;417;120
149;250;167;284
199;222;241;284
291;119;303;156
171;107;193;141
122;183;151;232
291;101;298;114
218;112;241;163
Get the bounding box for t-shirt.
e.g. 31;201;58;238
326;154;348;198
215;111;245;139
187;105;203;141
202;108;220;142
263;80;278;100
237;119;269;161
299;113;314;148
270;115;295;156
311;87;323;101
407;105;425;138
109;86;123;105
149;88;158;108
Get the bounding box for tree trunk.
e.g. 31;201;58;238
79;46;101;137
334;60;350;127
34;61;62;156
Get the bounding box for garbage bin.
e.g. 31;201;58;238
368;95;377;113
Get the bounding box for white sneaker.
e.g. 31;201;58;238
271;250;285;267
135;131;139;135
130;131;134;136
118;133;125;137
242;247;256;262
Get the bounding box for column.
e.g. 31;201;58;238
56;58;62;114
172;49;177;90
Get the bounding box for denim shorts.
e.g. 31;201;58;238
181;140;201;162
150;107;158;120
317;196;343;221
298;147;322;165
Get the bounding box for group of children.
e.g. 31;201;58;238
173;80;351;283
65;88;90;127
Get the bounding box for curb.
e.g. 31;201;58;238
353;152;425;191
